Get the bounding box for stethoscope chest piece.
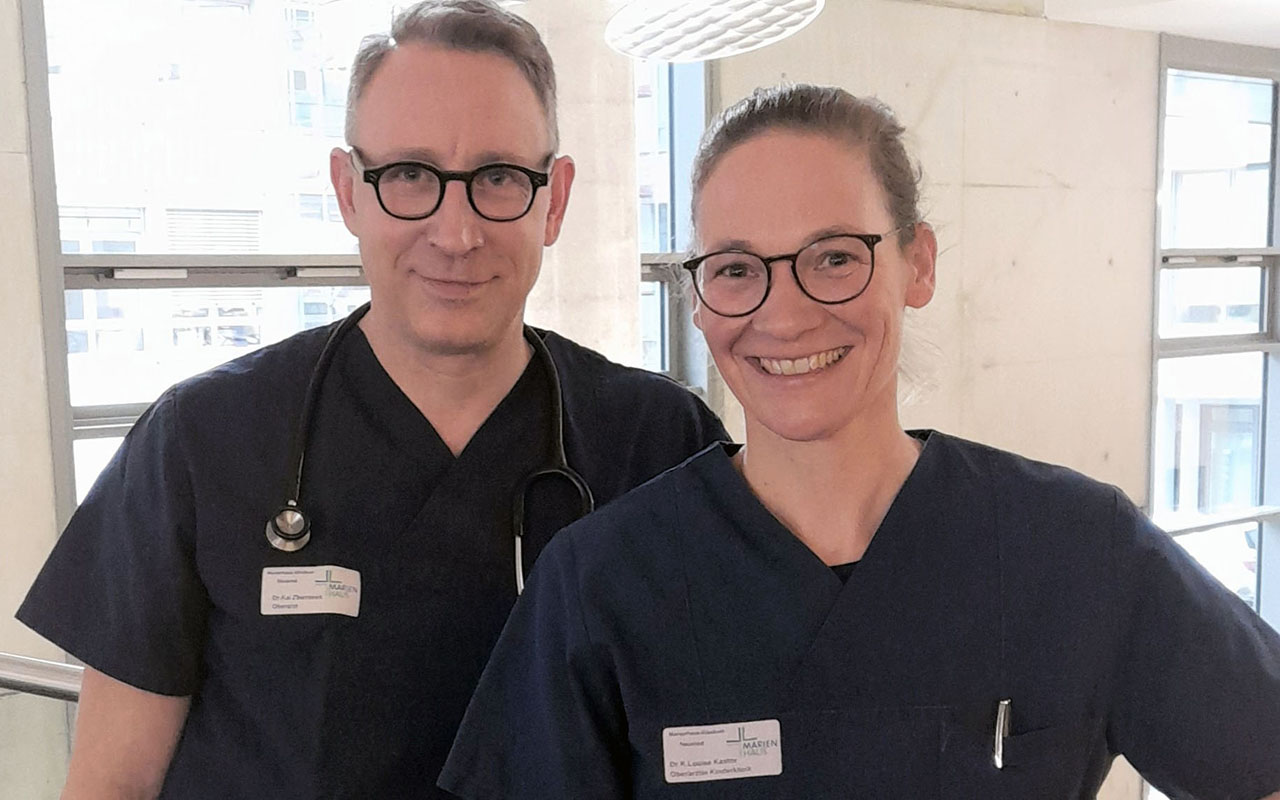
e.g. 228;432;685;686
266;502;311;552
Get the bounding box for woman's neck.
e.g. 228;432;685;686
736;411;922;566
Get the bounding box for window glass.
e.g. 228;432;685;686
1161;70;1275;249
41;0;404;255
635;60;673;254
298;193;324;221
639;280;668;373
66;285;370;407
1158;266;1263;338
59;207;143;254
1153;352;1264;522
73;436;125;503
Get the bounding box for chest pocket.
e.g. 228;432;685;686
633;704;1100;799
632;708;940;799
938;702;1101;799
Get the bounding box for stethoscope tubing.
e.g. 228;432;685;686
266;303;594;594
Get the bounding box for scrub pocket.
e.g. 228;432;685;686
938;703;1098;799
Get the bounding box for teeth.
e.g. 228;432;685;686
755;347;848;376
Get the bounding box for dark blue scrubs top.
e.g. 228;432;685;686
442;433;1280;799
17;321;727;799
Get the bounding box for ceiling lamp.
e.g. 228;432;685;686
605;0;824;62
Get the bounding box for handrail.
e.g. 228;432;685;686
0;652;83;702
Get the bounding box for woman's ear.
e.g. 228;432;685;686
904;223;937;309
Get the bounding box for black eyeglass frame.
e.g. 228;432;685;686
349;148;551;222
681;226;913;318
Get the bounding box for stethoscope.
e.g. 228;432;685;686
265;302;595;594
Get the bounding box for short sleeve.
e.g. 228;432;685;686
16;387;209;696
692;391;731;448
1107;491;1280;799
440;533;629;800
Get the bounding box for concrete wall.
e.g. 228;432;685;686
713;0;1157;503
522;0;643;366
711;0;1159;795
0;0;74;794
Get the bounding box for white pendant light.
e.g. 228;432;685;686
605;0;825;63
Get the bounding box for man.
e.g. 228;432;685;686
17;2;726;797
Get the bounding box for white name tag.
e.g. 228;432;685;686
260;565;361;617
662;719;782;784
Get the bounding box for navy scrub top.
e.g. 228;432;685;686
17;320;727;799
442;432;1280;800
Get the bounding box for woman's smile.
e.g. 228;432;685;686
746;346;851;376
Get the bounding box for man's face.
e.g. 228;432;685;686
331;44;573;356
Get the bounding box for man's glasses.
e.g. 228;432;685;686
350;149;550;222
681;227;911;317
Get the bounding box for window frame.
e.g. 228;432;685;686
22;0;370;524
59;255;367;450
1152;35;1280;634
638;60;712;391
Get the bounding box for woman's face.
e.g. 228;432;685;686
692;130;936;444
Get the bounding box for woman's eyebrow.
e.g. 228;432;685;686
705;226;866;254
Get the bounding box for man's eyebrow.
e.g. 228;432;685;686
358;147;444;165
357;148;552;169
472;150;550;167
705;238;756;252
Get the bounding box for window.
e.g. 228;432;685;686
286;7;314;29
639;280;668;373
1162;70;1273;249
636;61;706;386
59;207;144;255
39;0;386;496
298;193;324;221
42;0;383;256
1152;37;1280;641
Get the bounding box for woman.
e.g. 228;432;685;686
439;85;1280;799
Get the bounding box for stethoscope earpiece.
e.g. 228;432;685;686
266;503;311;552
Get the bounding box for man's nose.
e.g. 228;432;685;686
426;179;484;255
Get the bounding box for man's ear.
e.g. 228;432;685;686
330;148;359;235
543;155;575;246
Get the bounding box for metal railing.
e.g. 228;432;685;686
0;652;83;703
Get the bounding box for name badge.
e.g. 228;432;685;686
261;565;361;617
662;719;782;783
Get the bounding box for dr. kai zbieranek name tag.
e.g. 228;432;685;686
261;565;360;617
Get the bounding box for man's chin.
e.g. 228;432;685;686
408;318;515;358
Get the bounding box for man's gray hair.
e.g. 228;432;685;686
345;0;558;148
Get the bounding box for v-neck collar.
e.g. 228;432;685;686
335;325;547;473
694;430;938;585
675;431;945;717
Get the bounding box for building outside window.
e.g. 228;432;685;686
636;59;707;383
